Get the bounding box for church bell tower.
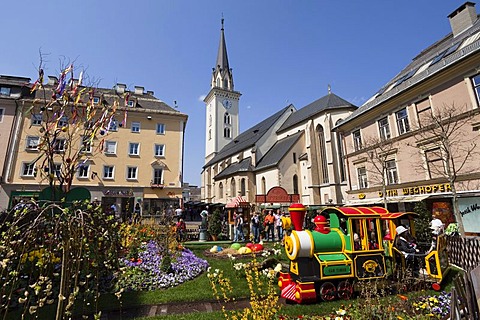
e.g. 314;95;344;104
204;18;241;164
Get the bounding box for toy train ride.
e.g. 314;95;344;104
278;204;450;304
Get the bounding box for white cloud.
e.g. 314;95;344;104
198;94;206;102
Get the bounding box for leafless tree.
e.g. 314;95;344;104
412;103;478;235
362;136;398;208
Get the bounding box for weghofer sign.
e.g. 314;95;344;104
378;183;451;197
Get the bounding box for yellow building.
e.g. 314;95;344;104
2;77;187;218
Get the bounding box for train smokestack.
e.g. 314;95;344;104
288;203;306;231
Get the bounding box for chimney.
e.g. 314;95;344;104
134;86;144;95
147;90;154;96
48;76;58;86
448;2;478;37
115;83;126;94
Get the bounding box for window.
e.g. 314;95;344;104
224;127;231;138
109;119;118;132
0;87;11;96
261;177;266;194
208;129;211;140
219;182;224;198
154;144;165;157
385;159;398;185
378;117;391;140
156;123;165;135
131;122;140;133
105;141;117;154
396;108;410;135
26;136;40;150
31;114;42;126
93;97;100;104
230;178;236;196
51;163;62;178
53;139;66;153
127;166;138;180
224;113;231;124
78;163;89;178
317;125;329;184
0;108;4;122
58;116;68;127
240;178;246;196
353;129;362;151
81;136;92;153
127;100;135;107
425;148;445;179
209;115;212;127
22;163;36;177
103;165;115;179
129;142;140;156
293;152;297;164
293;175;299;194
357;167;368;189
416;99;432;127
153;168;163;185
335;127;346;182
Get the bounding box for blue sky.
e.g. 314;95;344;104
0;1;468;186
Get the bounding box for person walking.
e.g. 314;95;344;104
251;212;261;243
274;209;283;242
236;213;245;242
264;211;275;241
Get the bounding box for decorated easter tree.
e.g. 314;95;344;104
0;57;123;319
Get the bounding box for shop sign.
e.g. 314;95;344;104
458;197;480;233
255;186;300;203
378;183;451;198
103;190;133;196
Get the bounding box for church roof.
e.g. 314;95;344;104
255;131;304;171
214;157;254;179
216;19;230;71
204;104;294;168
278;92;357;133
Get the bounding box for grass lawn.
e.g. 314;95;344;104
81;242;460;319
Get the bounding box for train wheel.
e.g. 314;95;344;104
319;282;336;301
337;281;353;300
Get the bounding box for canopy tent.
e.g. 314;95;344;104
225;195;249;208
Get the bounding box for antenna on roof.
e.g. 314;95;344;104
174;100;178;108
328;84;331;94
221;14;224;30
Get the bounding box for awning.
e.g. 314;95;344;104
225;196;249;208
346;194;430;206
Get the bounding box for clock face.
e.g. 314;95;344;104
222;99;232;109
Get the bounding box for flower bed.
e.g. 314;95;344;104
116;240;209;291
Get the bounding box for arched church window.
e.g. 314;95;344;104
261;177;266;194
293;175;299;194
219;182;224;199
231;178;236;196
224;127;231;138
335;119;346;182
224;113;231;124
216;78;220;87
317;124;329;184
209;114;212;127
241;178;246;196
208;129;211;140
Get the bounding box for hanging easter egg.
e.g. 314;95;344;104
43;167;49;172
66;158;72;163
61;126;67;132
100;129;105;135
40;106;46;111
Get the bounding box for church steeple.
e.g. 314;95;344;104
204;17;241;164
211;18;234;91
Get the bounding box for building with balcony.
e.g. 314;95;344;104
1;76;187;218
